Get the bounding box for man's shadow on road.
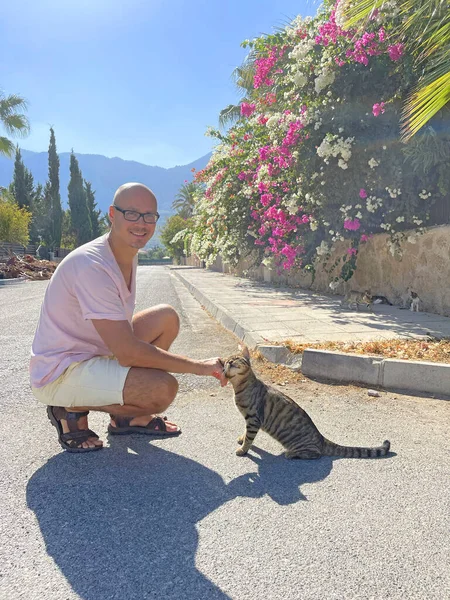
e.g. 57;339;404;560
26;436;333;600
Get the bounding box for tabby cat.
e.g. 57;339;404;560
342;290;373;311
222;346;390;460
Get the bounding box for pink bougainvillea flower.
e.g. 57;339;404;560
360;234;369;242
240;102;256;117
378;27;386;42
388;43;404;61
259;145;272;161
344;218;361;231
260;193;273;207
361;32;375;46
254;47;285;88
359;188;367;198
372;102;385;117
347;247;358;255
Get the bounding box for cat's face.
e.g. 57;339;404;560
222;353;251;379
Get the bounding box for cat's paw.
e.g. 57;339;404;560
236;447;248;456
237;435;244;445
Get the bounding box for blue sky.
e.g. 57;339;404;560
2;0;316;168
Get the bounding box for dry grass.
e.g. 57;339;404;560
283;338;450;364
251;349;306;385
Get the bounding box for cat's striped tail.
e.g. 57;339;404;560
322;438;390;458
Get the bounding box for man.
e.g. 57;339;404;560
30;182;226;452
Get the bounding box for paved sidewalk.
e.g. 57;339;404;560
171;266;450;346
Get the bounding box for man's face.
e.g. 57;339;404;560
109;188;157;250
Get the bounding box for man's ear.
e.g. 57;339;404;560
238;344;251;361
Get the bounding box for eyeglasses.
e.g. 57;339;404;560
113;205;160;224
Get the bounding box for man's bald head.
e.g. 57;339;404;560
109;182;158;250
113;183;157;210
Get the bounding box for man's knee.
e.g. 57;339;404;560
159;304;180;335
133;304;180;332
151;373;178;413
123;367;179;411
164;372;179;401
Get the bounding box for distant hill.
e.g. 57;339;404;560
0;150;211;217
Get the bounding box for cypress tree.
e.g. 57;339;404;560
68;152;92;246
84;180;101;239
29;182;44;244
24;167;35;204
12;147;28;208
48;127;62;248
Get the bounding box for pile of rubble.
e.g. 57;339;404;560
0;254;57;281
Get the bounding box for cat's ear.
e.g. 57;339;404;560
238;344;251;361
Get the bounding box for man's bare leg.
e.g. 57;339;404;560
121;304;180;430
62;304;181;448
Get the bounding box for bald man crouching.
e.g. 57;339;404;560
30;183;226;452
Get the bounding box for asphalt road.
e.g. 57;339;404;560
0;266;449;600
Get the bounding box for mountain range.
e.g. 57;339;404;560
0;150;211;217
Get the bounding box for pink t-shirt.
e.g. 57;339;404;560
30;233;137;388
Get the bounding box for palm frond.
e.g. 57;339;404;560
341;0;385;29
0;136;15;157
420;21;450;59
401;71;450;140
1;113;30;136
342;0;450;139
402;125;450;173
0;93;28;116
219;104;242;129
232;59;256;96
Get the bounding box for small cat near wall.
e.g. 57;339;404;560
400;288;421;312
222;346;390;460
410;291;420;312
342;290;373;311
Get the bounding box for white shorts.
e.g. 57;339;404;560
31;356;131;408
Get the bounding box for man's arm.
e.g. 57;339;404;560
92;318;226;382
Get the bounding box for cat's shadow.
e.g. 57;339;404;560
241;445;334;504
240;445;395;504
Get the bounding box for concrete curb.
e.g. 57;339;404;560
302;349;450;398
0;276;27;286
171;268;450;398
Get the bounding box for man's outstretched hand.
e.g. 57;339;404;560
200;357;228;387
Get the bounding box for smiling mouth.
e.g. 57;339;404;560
130;231;148;238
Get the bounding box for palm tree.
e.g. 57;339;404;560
172;182;202;219
219;60;256;129
0;91;30;157
341;0;450;141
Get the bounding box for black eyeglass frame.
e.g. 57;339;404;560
113;204;160;224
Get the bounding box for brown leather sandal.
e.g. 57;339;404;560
47;406;102;453
108;415;181;436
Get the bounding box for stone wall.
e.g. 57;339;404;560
192;225;450;317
